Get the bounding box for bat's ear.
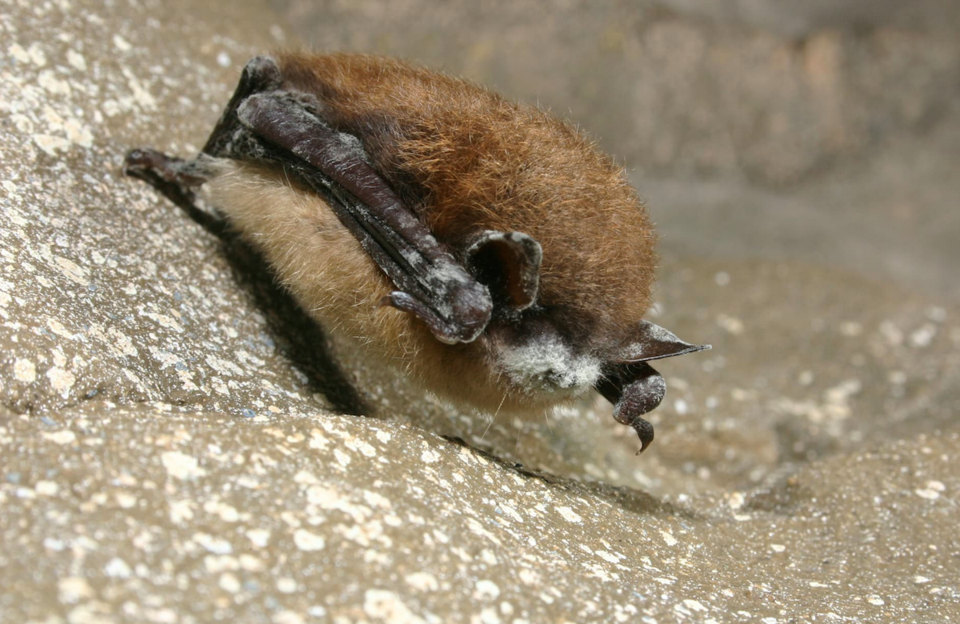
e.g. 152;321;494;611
466;231;542;313
615;320;711;363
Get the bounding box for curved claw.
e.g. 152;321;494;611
632;418;655;454
597;362;665;452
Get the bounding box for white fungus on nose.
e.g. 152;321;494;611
496;334;601;394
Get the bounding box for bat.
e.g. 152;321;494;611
124;52;710;453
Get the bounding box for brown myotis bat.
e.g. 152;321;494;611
124;53;710;452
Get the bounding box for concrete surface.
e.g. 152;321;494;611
1;0;958;622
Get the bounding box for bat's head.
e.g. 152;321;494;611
383;106;711;450
402;219;708;451
400;185;709;453
454;227;707;421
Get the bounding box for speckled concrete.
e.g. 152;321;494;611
2;403;959;623
2;0;959;622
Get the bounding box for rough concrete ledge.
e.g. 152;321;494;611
2;0;959;622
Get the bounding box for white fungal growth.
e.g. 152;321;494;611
495;333;600;395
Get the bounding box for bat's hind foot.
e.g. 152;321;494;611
124;148;208;190
124;148;226;236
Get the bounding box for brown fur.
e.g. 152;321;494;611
207;52;660;416
276;52;658;352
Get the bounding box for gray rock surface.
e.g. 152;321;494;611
2;0;958;622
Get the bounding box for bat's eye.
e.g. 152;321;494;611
467;231;542;314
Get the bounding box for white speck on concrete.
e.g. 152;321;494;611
421;449;440;463
161;451;205;480
660;531;678;546
203;500;239;522
204;555;239;574
405;572;439;592
364;589;425;624
293;529;326;551
33;134;71;156
58;577;92;603
273;611;305;624
169;500;195;524
47;319;74;339
66;49;87;71
9;42;47;66
104;557;132;578
246;529;270;549
35;480;59;496
556;506;582;524
44;537;66;551
716;314;744;335
43;430;76;445
910;324;937;348
293;470;320;485
240;555;265;572
219;573;241;593
308;429;328;450
46;366;76;398
38;69;71;95
113;34;132;52
54;256;88;285
13;358;36;383
683;599;708;613
355;440;377;457
276;577;297;594
915;487;940;500
888;370;907;385
195;533;233;555
727;491;745;510
475;580;501;600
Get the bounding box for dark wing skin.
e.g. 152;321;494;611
596;321;711;452
125;56;492;344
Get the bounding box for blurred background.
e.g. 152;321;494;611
270;0;960;301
